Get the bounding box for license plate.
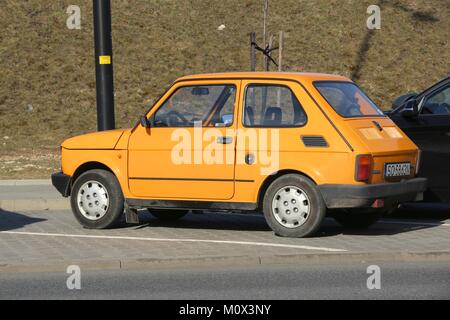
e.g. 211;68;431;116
384;162;411;178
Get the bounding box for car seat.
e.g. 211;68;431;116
263;107;283;126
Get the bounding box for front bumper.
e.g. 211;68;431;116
51;172;72;197
319;178;427;209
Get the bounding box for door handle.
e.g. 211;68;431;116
217;136;233;144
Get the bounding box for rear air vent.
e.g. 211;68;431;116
302;136;329;147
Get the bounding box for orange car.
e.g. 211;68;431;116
52;72;426;237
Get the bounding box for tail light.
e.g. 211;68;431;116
355;154;372;182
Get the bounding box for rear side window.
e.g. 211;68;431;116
314;81;384;117
244;85;307;127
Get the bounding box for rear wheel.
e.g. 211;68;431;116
263;174;326;238
148;209;189;221
70;169;124;229
332;209;382;229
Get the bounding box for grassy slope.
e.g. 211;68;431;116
0;0;448;178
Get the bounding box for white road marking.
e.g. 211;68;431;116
0;231;346;252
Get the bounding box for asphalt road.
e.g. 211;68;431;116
1;261;449;300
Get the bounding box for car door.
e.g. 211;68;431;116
235;80;310;187
394;84;450;201
128;80;240;200
416;84;450;201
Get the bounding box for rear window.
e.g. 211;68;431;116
314;81;384;117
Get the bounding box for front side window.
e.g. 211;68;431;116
422;85;450;115
153;85;236;127
244;85;307;127
314;81;384;117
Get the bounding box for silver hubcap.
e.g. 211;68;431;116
77;180;109;221
271;186;311;229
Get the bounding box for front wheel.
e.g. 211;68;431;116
70;169;124;229
263;174;326;238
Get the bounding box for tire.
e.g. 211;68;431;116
70;169;124;229
147;209;189;221
332;209;382;229
262;174;326;238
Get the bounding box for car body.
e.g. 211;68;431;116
387;76;450;202
52;72;426;237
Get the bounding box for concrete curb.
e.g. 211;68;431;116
0;199;70;211
2;251;450;274
0;179;67;211
0;180;51;186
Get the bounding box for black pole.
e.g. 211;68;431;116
93;0;115;131
250;32;256;71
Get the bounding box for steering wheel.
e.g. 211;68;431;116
166;110;188;126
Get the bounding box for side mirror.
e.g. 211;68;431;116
401;100;418;118
140;116;151;128
214;114;233;127
221;114;233;126
392;93;417;109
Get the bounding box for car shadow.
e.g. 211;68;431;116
0;209;47;232
394;203;450;220
317;203;450;237
130;211;272;232
316;220;433;237
128;204;449;237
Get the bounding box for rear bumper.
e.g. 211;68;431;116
51;172;71;197
319;178;427;209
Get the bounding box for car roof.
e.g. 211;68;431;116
177;72;351;83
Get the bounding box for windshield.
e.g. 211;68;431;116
314;81;384;117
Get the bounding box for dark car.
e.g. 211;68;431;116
387;76;450;202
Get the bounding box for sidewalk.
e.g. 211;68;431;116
1;180;450;273
0;180;69;211
1;208;450;273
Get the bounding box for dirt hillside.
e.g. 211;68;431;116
0;0;448;178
